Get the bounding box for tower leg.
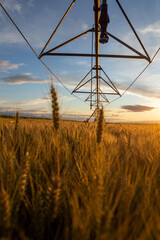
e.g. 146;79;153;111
94;0;100;111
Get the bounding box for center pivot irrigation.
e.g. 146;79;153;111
0;0;159;121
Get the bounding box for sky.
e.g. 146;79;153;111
0;0;160;122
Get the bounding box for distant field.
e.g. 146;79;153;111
0;118;160;240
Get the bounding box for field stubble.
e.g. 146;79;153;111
0;118;160;240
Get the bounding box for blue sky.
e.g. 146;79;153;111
0;0;160;122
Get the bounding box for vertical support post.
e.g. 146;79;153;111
94;0;100;117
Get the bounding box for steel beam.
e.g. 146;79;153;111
75;91;120;94
43;52;148;59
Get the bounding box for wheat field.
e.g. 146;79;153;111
0;117;160;240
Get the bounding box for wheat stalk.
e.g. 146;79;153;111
15;111;19;131
0;188;11;232
97;107;104;144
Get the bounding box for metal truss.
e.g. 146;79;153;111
39;0;151;121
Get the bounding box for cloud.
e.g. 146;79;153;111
0;27;24;45
0;106;49;118
58;94;75;103
10;95;73;108
121;21;160;55
0;2;91;48
110;70;160;100
27;0;35;7
0;106;48;113
75;60;90;66
0;104;124;122
81;24;89;31
17;98;50;106
0;74;50;85
1;0;22;13
0;3;43;47
14;3;21;12
139;21;160;36
0;61;24;73
0;106;89;121
121;105;155;112
60;108;125;122
0;100;7;104
131;85;160;100
117;83;160;100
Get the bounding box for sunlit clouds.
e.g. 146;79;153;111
0;74;50;85
0;0;159;122
0;61;24;73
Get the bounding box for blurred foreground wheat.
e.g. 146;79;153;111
0;117;160;240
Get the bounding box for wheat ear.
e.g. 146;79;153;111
51;84;60;132
46;176;61;220
51;84;60;177
19;152;29;198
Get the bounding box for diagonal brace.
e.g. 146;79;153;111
115;0;151;62
40;0;76;57
107;32;149;60
72;67;95;93
73;76;95;92
40;28;93;57
99;76;120;94
101;67;121;96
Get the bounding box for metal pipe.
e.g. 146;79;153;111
75;91;119;94
94;0;100;110
40;0;76;57
43;52;148;59
91;29;94;109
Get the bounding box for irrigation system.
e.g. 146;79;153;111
39;0;151;120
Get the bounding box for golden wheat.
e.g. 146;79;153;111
51;84;60;132
15;111;19;131
97;107;104;144
0;188;11;235
0;117;160;239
